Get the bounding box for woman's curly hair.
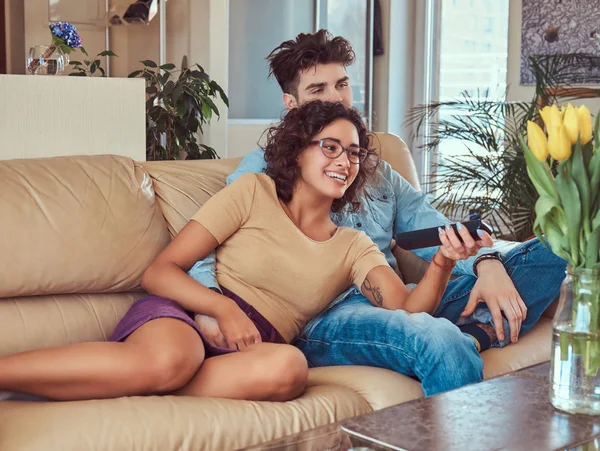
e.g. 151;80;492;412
264;101;379;212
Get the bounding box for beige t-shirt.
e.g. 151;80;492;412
192;173;389;342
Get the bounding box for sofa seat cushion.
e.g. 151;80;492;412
0;293;142;357
306;318;553;412
308;365;423;411
0;385;370;451
481;317;552;379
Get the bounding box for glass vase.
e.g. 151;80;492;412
26;45;68;75
550;266;600;415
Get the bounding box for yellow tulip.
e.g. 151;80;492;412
527;120;549;161
540;104;563;131
559;105;567;119
577;105;593;145
547;124;572;161
562;104;579;145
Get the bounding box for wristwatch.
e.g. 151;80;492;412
473;252;503;277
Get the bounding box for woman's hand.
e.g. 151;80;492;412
213;300;262;351
438;223;493;262
194;314;228;348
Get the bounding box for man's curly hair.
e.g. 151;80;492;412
267;29;355;98
264;101;379;213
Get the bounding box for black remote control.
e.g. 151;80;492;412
394;220;493;250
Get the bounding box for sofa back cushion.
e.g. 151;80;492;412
0;155;170;298
142;158;242;237
142;133;420;239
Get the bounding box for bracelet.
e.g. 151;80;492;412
473;252;502;277
432;253;456;271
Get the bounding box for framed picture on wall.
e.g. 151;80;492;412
520;0;600;85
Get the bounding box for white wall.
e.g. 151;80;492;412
0;75;145;160
17;0;230;157
21;0;198;78
371;0;425;177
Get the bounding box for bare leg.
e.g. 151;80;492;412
0;318;205;401
175;343;308;401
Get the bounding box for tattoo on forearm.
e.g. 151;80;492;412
363;278;384;306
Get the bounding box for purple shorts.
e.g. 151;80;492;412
109;287;285;358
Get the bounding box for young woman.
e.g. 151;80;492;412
0;101;493;403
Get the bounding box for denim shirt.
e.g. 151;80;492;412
188;148;505;296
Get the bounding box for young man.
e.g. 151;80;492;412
189;30;567;396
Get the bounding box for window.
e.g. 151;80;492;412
430;0;509;215
228;0;314;120
228;0;371;120
321;0;368;114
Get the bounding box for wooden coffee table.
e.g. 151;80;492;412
242;362;600;451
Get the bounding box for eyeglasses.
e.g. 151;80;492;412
309;138;369;164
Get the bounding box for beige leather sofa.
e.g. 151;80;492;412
0;133;552;451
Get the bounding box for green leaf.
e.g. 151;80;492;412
177;101;188;118
141;59;158;68
589;149;600;205
190;70;209;81
159;72;170;86
156;116;168;133
203;96;220;118
535;195;564;225
534;195;568;251
187;114;198;132
171;84;184;104
201;101;213;122
160;63;176;71
534;199;571;262
80;47;89;57
594;109;600;153
98;50;117;57
556;160;582;266
69;60;82;66
585;219;600;267
128;70;143;78
571;140;591;234
544;220;572;262
210;82;229;106
521;136;558;201
200;144;219;159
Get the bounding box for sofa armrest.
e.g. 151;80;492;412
372;132;420;191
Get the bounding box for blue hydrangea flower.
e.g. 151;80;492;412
49;22;82;49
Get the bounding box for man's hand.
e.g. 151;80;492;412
461;260;527;343
194;314;228;348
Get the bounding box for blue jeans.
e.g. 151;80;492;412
293;238;567;396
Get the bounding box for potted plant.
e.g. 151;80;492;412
128;60;228;160
522;103;600;415
69;48;116;77
406;54;600;241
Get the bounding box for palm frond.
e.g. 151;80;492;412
406;53;600;241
